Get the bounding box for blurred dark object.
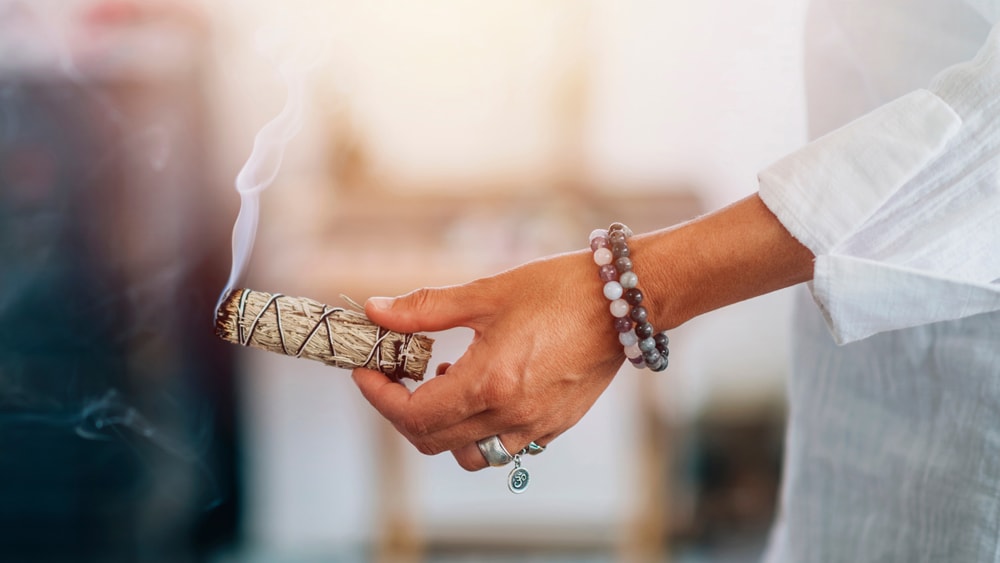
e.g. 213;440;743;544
676;401;785;552
0;8;239;562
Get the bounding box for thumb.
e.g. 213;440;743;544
365;284;486;333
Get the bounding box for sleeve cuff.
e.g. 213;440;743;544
812;255;1000;344
758;89;961;258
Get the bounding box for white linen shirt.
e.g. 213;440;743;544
758;0;1000;561
760;2;1000;345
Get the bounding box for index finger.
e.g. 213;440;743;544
351;366;486;436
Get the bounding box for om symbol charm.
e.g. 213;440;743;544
507;454;530;494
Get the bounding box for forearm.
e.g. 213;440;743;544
630;193;815;331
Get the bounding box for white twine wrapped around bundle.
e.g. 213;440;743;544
215;288;433;381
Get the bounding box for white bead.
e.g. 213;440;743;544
619;330;638;346
620;271;638;289
624;343;642;359
609;299;629;318
589;228;608;243
603;281;623;301
593;248;613;266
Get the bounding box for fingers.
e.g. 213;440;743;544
365;283;491;334
352;366;489;447
353;364;560;462
451;433;553;472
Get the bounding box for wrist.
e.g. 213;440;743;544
620;194;815;333
627;229;692;332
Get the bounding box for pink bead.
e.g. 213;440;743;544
589;236;610;252
599;264;618;282
609;299;629;318
593;248;613;266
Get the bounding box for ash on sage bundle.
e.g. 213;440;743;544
215;289;433;381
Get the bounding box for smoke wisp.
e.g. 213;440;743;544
217;37;321;311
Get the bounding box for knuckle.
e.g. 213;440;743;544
415;440;443;457
399;413;430;438
505;402;536;425
403;287;436;313
480;373;517;406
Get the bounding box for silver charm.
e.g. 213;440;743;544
507;454;530;494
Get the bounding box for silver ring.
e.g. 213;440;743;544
525;441;546;455
477;435;514;467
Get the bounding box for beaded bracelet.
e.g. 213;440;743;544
590;223;670;372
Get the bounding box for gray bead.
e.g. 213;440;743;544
643;349;662;364
638;337;656;353
630;306;648;323
614;256;633;273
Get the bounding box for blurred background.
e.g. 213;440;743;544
0;0;808;561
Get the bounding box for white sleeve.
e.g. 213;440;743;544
758;22;1000;345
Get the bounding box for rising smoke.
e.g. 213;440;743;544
218;33;318;309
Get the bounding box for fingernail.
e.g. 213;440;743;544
368;296;395;311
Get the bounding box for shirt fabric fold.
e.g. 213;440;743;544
759;20;1000;344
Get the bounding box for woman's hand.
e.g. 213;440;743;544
352;194;815;471
351;249;625;471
